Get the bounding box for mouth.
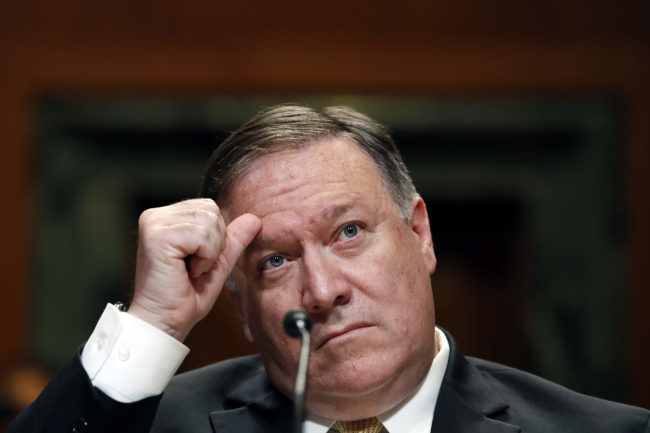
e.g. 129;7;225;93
316;324;374;349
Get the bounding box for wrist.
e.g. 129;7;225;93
127;303;191;342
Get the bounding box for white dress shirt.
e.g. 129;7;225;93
81;304;189;402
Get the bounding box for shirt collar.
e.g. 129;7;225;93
304;327;450;433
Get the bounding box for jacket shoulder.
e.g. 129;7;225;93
467;357;650;432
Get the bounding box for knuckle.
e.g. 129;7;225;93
193;198;219;210
204;208;221;223
204;225;226;250
177;207;220;221
196;223;211;238
138;208;154;226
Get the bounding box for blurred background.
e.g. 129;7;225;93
1;0;649;428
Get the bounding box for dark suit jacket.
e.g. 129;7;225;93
9;329;650;433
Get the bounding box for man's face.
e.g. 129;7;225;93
223;138;437;419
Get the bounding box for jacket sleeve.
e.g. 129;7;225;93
7;349;163;433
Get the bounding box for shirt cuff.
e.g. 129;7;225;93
81;303;190;403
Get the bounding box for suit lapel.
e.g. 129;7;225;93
431;329;521;433
208;369;293;433
209;391;293;433
432;381;520;433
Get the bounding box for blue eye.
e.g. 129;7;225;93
262;255;285;270
339;224;359;240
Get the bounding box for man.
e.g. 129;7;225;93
9;105;650;432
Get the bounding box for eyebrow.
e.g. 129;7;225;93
318;202;355;224
246;202;357;253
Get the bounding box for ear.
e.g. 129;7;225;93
410;197;437;275
224;283;256;344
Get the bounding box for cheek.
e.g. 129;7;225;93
248;287;297;344
344;237;433;318
349;237;421;291
248;288;305;382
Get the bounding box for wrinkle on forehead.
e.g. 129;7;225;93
246;192;368;252
222;138;388;222
252;180;351;217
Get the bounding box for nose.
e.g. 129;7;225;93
300;247;351;314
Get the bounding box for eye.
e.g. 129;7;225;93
338;223;360;240
261;255;286;270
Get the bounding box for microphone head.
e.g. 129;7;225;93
283;308;313;338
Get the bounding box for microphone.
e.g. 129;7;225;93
283;308;313;433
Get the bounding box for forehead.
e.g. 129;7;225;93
222;138;391;221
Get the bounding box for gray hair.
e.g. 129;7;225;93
199;104;417;219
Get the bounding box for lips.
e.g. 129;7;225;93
315;323;373;349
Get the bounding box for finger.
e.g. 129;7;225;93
150;201;223;229
185;216;228;277
137;219;226;285
188;248;220;279
214;213;262;280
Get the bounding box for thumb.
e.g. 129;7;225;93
217;213;262;279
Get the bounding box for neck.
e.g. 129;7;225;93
305;334;440;421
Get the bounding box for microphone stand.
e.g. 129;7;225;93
283;309;313;433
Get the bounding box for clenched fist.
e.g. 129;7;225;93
127;199;261;342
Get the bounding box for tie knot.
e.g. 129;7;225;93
334;417;383;433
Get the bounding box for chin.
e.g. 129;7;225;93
304;364;414;420
303;346;433;419
310;354;402;397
